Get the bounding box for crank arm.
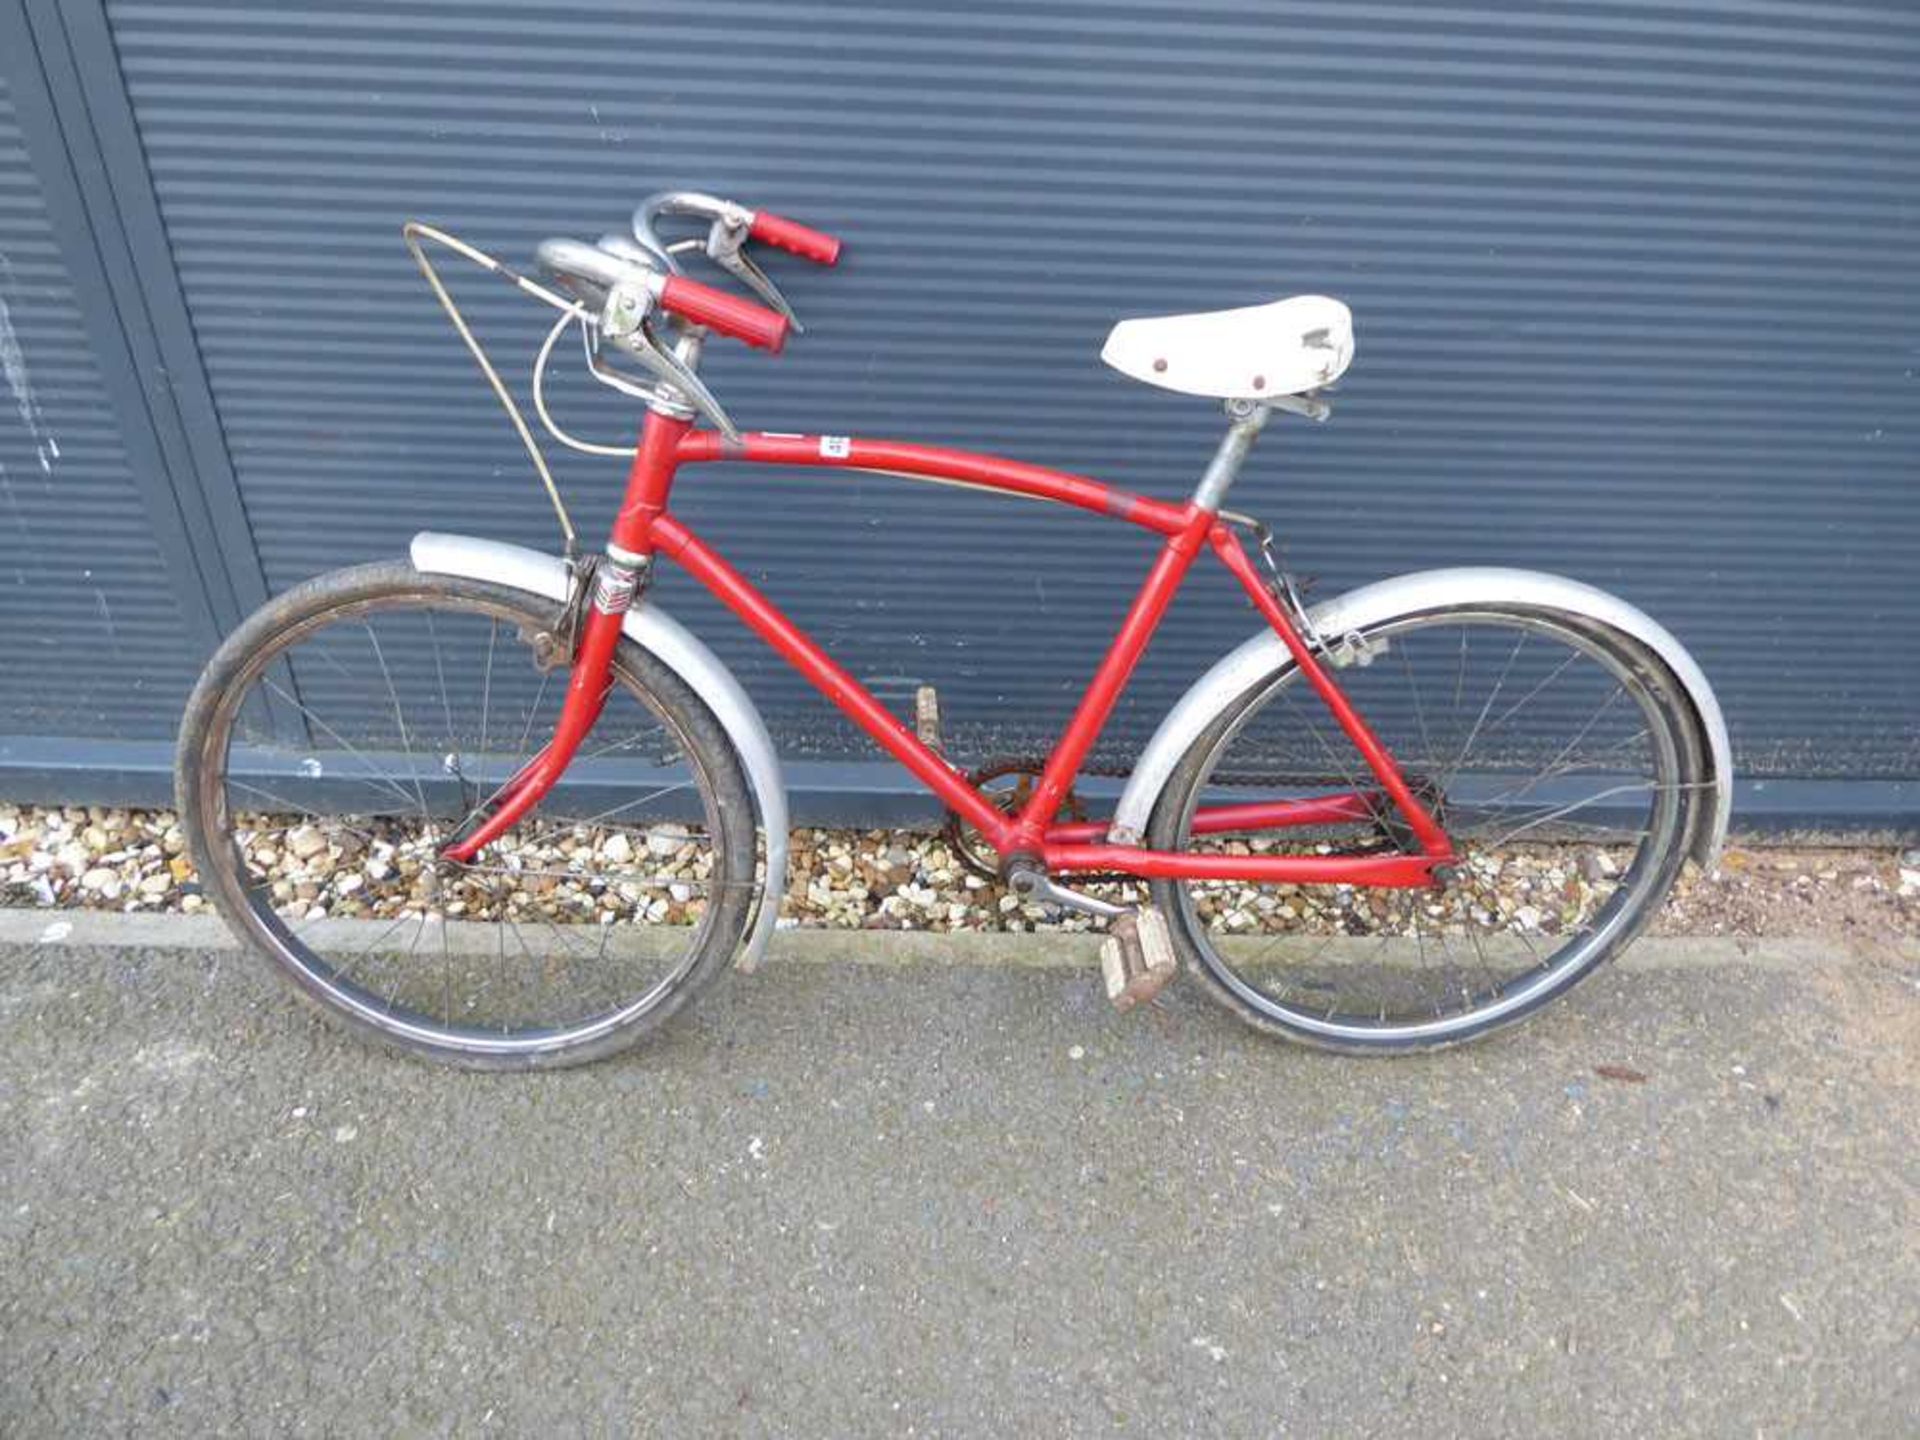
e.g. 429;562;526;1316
1006;864;1131;920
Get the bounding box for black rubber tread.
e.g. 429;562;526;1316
175;561;758;1070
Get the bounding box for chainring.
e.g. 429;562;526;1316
943;756;1094;881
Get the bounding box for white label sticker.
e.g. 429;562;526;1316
819;435;852;459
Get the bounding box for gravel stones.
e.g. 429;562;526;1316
1;802;1914;942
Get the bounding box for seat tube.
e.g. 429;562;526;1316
1014;514;1210;846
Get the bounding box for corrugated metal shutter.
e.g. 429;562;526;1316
0;72;204;739
104;0;1920;777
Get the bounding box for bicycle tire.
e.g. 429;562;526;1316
1146;600;1708;1054
176;561;758;1069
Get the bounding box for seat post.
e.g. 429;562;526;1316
1191;399;1272;511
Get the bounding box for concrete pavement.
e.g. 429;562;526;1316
2;915;1916;1436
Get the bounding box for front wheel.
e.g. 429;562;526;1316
176;562;759;1069
1147;600;1708;1053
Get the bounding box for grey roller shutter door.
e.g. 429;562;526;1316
101;1;1920;778
0;72;205;740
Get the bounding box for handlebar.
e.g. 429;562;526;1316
528;192;838;438
534;238;788;352
631;190;841;335
634;191;842;269
658;274;790;351
749;210;842;266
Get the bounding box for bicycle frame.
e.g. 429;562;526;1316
442;411;1455;886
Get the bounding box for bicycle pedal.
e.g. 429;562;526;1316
915;684;943;755
1100;909;1178;1011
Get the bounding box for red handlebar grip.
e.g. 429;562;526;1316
658;274;790;352
750;210;843;266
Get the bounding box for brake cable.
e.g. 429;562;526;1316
402;221;586;554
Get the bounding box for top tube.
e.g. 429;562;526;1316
675;430;1194;536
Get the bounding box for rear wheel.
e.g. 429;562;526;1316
177;562;758;1069
1147;602;1705;1052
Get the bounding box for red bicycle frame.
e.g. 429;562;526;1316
444;412;1455;886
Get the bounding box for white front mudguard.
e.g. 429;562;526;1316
410;532;787;970
1110;567;1732;868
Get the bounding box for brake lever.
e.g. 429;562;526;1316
594;278;743;442
632;190;802;333
704;216;802;334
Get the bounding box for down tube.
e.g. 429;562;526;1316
646;513;1015;843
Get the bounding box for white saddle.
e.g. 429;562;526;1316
1100;295;1354;401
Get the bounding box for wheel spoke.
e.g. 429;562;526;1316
1168;608;1688;1045
1439;629;1528;794
258;677;425;812
363;623;432;822
191;582;746;1060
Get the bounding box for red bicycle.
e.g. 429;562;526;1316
176;190;1729;1068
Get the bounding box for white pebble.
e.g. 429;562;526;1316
79;867;122;899
287;826;328;861
646;826;688;858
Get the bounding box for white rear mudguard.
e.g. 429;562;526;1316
410;532;787;971
1110;567;1732;868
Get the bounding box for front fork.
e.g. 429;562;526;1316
440;559;643;863
441;414;688;864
